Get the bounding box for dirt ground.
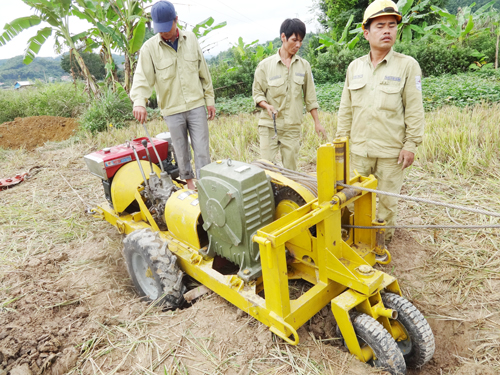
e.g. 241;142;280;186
0;116;79;150
0;117;498;375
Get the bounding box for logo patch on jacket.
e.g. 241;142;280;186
269;75;281;80
384;76;401;82
415;76;422;91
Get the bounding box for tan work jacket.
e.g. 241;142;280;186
337;49;425;158
252;50;319;129
130;30;214;117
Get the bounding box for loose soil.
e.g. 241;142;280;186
0;116;79;150
0;116;498;374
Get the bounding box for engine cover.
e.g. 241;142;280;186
84;137;169;181
197;160;275;282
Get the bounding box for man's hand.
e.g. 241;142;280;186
315;123;328;140
398;149;415;170
133;106;148;124
265;105;277;120
207;105;216;120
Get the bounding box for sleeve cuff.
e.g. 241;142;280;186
254;95;267;108
133;100;147;108
403;141;417;154
205;98;215;107
306;102;319;112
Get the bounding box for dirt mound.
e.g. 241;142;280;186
0;116;79;150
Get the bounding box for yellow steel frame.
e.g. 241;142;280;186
93;137;403;362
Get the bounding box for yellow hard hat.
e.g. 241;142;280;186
362;0;402;30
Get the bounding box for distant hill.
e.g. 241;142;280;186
0;53;126;87
0;56;65;86
446;0;497;13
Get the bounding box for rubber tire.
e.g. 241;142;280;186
382;293;435;368
123;228;186;309
350;313;407;375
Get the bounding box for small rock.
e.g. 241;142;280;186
27;258;42;267
38;337;61;353
52;253;68;263
51;348;78;375
235;309;247;319
9;363;32;375
71;306;88;319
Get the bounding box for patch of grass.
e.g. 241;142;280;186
0;81;88;123
79;88;135;133
418;103;500;176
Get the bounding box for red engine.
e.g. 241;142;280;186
84;137;169;181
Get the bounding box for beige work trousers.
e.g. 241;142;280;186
351;154;405;243
258;125;301;171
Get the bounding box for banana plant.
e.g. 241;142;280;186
188;17;227;53
227;37;273;73
107;0;153;92
396;0;437;42
0;0;99;96
430;1;497;44
317;14;360;51
72;0;123;91
484;7;500;69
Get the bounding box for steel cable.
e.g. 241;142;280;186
337;183;500;218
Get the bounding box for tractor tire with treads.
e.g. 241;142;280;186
123;228;186;309
349;313;407;375
382;293;435;368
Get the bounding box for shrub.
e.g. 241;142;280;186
216;94;256;116
0;81;88;123
311;44;369;84
79;89;134;133
394;35;496;77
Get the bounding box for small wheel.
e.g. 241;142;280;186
338;313;406;375
123;228;186;309
382;293;435;368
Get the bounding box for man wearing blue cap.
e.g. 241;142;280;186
131;0;215;190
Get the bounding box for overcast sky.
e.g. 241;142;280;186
0;0;323;60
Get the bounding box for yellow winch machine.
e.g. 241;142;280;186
85;136;434;375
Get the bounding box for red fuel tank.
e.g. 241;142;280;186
84;137;168;180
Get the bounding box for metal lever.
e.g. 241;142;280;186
141;139;154;175
131;145;150;193
140;123;165;173
272;112;278;140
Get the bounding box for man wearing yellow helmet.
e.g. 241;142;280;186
336;0;425;245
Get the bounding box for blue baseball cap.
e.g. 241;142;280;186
151;1;177;33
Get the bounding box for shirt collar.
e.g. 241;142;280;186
364;48;394;65
157;29;185;46
275;48;299;65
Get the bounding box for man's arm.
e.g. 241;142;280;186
197;42;216;120
336;72;353;139
252;63;277;119
130;45;156;124
400;60;425;169
303;66;327;139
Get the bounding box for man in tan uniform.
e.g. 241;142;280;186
336;0;425;244
131;1;215;190
253;18;327;171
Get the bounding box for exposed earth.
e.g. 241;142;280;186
0;116;498;375
0;116;79;150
